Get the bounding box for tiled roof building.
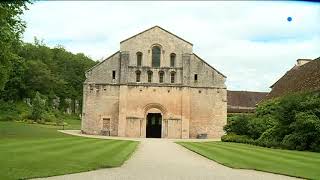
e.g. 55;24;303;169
227;91;268;113
266;57;320;99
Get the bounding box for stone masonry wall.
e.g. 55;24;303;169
85;52;120;84
120;27;193;68
82;26;227;139
81;84;119;136
119;85;187;138
189;88;227;138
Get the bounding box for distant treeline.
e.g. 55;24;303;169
1;39;97;112
0;1;97;122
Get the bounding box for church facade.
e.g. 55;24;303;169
81;26;227;139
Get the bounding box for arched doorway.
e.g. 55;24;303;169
143;103;167;138
146;113;162;138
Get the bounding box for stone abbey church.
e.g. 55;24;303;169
82;26;227;139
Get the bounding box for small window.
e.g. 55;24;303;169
147;70;153;83
102;118;110;130
102;118;111;136
112;71;116;80
194;74;198;82
159;71;164;83
136;70;141;82
136;52;142;67
170;53;176;67
170;72;175;83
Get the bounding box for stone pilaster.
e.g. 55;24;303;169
182;53;191;86
181;87;190;138
119;51;129;84
117;85;128;137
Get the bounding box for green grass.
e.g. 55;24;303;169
177;141;320;179
0;121;139;180
56;114;82;130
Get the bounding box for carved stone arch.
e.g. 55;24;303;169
143;103;167;119
150;43;163;49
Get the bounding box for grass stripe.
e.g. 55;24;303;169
178;142;320;179
0;122;139;180
0;137;74;149
81;141;135;167
216;142;320;161
38;139;119;157
180;142;252;167
210;142;320;166
7;138;95;153
194;142;319;171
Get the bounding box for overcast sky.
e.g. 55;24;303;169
22;1;320;92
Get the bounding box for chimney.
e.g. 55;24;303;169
296;59;312;66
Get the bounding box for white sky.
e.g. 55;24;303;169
22;1;320;92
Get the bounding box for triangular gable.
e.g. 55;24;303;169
120;26;193;46
85;51;119;73
193;53;227;78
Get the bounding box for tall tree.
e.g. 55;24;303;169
0;1;29;90
31;91;46;121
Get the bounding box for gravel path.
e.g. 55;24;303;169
36;131;297;180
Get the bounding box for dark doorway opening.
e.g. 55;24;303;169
146;113;162;138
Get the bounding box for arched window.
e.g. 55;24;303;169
136;52;142;67
159;71;164;83
147;70;153;83
152;46;161;67
170;53;176;67
136;70;141;82
170;72;175;83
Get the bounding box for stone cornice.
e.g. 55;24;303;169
83;82;226;89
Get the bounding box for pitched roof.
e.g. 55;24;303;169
85;51;119;73
266;57;320;99
193;53;227;78
228;90;268;107
120;26;193;46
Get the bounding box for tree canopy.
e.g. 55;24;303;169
1;40;97;111
0;1;28;90
0;1;97;114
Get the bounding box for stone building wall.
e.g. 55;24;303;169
81;26;227;139
120;27;193;68
118;86;187;138
85;52;120;84
81;84;120;136
126;66;183;84
189;88;227;138
190;54;226;88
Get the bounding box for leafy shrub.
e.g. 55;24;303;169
255;98;279;117
224;115;251;136
0;100;31;121
247;116;276;139
256;127;281;148
224;114;276;140
224;91;320;152
31;92;46;121
0;100;18;121
221;133;255;144
281;112;320;151
42;111;57;122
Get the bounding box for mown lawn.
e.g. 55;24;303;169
177;141;320;179
0;121;138;180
